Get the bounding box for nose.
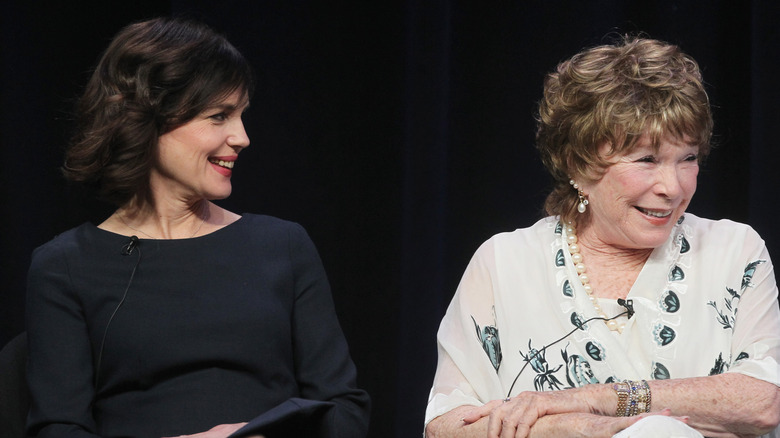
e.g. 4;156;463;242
228;118;250;150
655;164;682;199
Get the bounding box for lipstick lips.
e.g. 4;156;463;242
209;156;237;176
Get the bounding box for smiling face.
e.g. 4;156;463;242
577;133;699;251
150;90;250;204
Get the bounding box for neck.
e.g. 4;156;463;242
571;223;652;301
575;225;654;270
117;199;211;240
577;240;653;271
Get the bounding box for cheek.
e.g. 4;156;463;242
607;176;642;202
683;167;699;196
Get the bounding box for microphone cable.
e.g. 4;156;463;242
94;236;141;388
505;309;630;399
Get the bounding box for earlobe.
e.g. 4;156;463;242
568;179;589;214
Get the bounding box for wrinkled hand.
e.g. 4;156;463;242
550;413;640;438
162;422;264;438
530;410;683;438
462;390;605;438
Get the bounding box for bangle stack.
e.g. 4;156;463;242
613;380;651;417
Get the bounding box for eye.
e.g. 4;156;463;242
636;155;656;163
684;154;698;162
209;112;228;122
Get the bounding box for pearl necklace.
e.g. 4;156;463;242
118;210;207;240
564;223;625;333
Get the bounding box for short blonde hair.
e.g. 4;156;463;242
536;36;713;226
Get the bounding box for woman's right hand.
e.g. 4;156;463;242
463;396;685;438
462;387;611;438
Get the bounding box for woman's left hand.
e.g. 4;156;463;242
462;387;610;438
162;422;264;438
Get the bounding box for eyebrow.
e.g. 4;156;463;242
206;101;250;113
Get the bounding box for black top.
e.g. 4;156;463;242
25;214;370;437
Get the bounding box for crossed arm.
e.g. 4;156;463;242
425;373;780;438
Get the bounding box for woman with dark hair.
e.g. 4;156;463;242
26;17;370;438
424;37;780;437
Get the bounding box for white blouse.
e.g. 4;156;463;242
426;214;780;437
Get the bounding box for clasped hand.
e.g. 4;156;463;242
461;389;679;438
462;390;597;437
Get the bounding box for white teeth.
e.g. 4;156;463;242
639;208;672;218
210;159;234;169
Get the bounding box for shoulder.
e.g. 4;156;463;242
232;214;315;251
27;223;117;290
680;214;770;267
681;213;765;247
475;217;558;258
683;213;754;233
30;224;99;266
464;217;558;276
236;214;308;238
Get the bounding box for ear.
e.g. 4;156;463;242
567;142;613;195
565;159;589;196
564;156;581;185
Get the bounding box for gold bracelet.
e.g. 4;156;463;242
635;379;651;414
613;381;630;417
615;380;651;416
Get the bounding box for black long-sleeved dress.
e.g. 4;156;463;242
26;214;370;437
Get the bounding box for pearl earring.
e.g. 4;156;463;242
569;179;589;214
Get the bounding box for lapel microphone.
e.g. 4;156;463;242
121;236;140;255
617;298;635;318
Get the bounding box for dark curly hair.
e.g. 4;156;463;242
63;17;253;206
536;36;713;227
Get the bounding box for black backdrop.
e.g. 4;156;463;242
2;2;779;437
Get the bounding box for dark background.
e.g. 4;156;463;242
2;1;778;437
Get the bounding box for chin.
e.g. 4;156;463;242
206;187;233;200
635;231;675;250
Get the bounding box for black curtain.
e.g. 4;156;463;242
2;2;778;437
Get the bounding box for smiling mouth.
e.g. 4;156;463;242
636;207;672;218
209;159;234;169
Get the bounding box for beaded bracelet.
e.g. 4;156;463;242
613;380;651;417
